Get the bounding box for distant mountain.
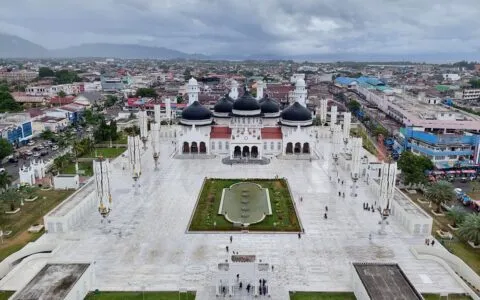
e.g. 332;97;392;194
0;33;49;58
51;43;208;60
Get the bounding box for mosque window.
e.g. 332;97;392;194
211;142;215;150
219;141;222;150
264;142;267;150
270;142;274;150
225;142;229;150
278;142;281;150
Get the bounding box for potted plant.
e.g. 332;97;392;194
446;207;466;230
458;214;480;248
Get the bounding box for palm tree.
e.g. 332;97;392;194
446;207;466;228
458;214;480;246
425;180;455;213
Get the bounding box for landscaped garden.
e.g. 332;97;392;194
0;291;14;300
84;291;196;300
188;178;301;232
0;187;73;262
80;147;126;159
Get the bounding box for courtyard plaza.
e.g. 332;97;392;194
0;139;466;299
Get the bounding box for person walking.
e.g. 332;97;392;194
431;240;435;246
230;236;233;243
325;205;328;212
271;265;274;272
324;212;328;219
298;233;301;239
226;246;229;252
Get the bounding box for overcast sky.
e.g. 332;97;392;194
1;0;479;57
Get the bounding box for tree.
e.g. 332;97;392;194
105;95;118;107
446;207;466;228
0;171;12;190
397;151;434;185
176;95;184;104
40;129;55;141
124;126;140;136
38;67;54;78
425;180;455;213
0;88;22;113
347;100;361;113
57;90;67;98
469;79;480;89
135;88;157;98
0;138;13;161
458;214;480;245
54;70;81;84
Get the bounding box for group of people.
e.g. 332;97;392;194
324;205;328;219
258;278;268;296
363;202;375;213
425;238;435;246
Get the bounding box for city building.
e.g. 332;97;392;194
26;83;85;97
0;113;33;145
454;88;480;101
177;77;315;158
0;70;38;82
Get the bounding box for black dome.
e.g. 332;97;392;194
260;95;280;113
281;102;312;121
214;94;234;113
181;101;212;120
233;88;260;111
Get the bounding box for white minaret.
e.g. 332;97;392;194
128;135;142;194
320;98;328;125
256;80;265;100
350;137;362;197
154;104;161;124
165;98;171;121
229;80;239;100
151;122;160;170
294;79;307;106
332;124;342;158
93;157;112;220
330;105;338;128
343;112;351;139
187;77;199;105
138;109;148;150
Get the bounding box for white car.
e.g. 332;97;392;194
33;152;41;158
52;145;59;151
27;140;35;146
0;168;5;173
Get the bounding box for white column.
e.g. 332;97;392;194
138;110;148;140
127;135;142;178
350;137;362;197
151;123;160;170
294;79;307;106
330;105;337;128
332;124;342;157
165;98;171;121
154;104;161;124
320;98;328;125
379;162;397;211
343;112;351;139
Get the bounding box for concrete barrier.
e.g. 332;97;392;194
0;242;57;279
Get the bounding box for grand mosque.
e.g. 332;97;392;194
177;77;316;160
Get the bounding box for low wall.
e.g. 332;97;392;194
411;246;480;300
0;242;57;279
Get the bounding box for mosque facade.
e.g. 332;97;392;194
177;77;316;159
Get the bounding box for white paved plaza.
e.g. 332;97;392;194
1;139;466;299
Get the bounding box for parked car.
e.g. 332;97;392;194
0;168;5;173
32;152;41;158
25;150;33;156
27;140;35;146
46;141;53;145
8;157;19;163
40;150;49;156
461;177;468;183
52;145;59;151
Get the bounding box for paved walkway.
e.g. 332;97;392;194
1;139;466;299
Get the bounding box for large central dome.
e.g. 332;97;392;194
181;101;212;121
281;102;312;122
232;88;260;111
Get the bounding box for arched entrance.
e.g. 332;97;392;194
286;142;293;154
303;143;310;154
251;146;258;158
199;142;206;153
191;142;198;153
294;142;301;154
242;146;250;157
182;142;190;153
234;146;241;158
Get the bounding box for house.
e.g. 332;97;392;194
73;91;104;107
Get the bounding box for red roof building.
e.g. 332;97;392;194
261;127;282;139
210;126;232;139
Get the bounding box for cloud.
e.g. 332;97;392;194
0;0;479;57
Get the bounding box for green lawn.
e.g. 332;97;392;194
84;291;196;300
188;178;301;232
0;291;14;300
423;294;472;300
61;161;93;176
289;291;356;300
350;128;377;155
81;147;126;159
0;189;73;262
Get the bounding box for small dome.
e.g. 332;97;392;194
233;88;260;111
181;101;212;120
260;95;280;114
214;94;234;113
296;78;306;87
281;102;312;121
188;77;198;85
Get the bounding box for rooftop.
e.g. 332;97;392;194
353;263;422;300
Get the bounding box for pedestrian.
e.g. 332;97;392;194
230;235;232;243
431;240;435;246
236;273;240;280
341;180;344;185
272;265;274;272
342;192;345;198
369;233;372;240
226;246;229;252
324;212;328;219
300;197;303;202
239;282;243;289
425;238;428;245
338;191;341;196
325;205;328;212
298;233;301;239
